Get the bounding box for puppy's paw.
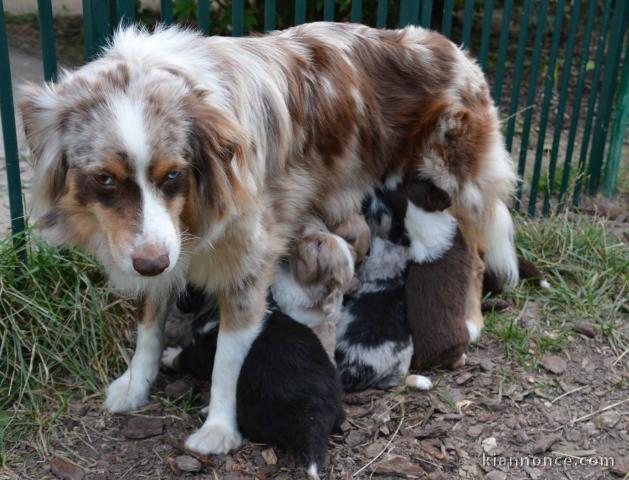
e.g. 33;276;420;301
105;371;150;413
405;374;433;391
161;346;182;369
185;421;242;455
466;319;482;343
451;353;467;369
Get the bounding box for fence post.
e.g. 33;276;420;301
160;0;173;24
265;0;277;30
115;0;136;26
603;36;629;197
197;0;210;34
0;2;26;254
232;0;244;35
82;0;111;60
37;0;57;82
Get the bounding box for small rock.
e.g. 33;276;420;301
374;455;424;478
485;470;507;480
515;430;529;444
427;471;448;480
467;424;484;438
583;422;600;436
164;378;193;399
364;440;387;458
122;417;164;439
175;455;202;473
481;437;497;453
261;448;278;465
594;411;621;429
345;429;367;447
455;372;473;385
520;301;540;328
540;354;567;374
610;455;628;477
50;457;84;480
480;358;495;371
572;322;596;338
530;435;560;454
524;466;542;479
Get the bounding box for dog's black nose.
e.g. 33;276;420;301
133;254;170;276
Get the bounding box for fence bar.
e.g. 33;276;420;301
232;0;244;35
197;0;210;34
160;0;173;24
543;0;582;215
399;0;410;27
573;0;614;205
603;36;629;197
505;0;532;152
376;0;387;28
115;0;135;26
324;0;335;22
295;0;306;25
442;0;453;37
462;0;474;48
528;0;565;217
0;2;26;246
352;0;362;23
587;0;627;195
478;0;493;70
265;0;277;31
37;0;57;82
420;0;432;28
514;0;549;212
492;0;512;104
409;1;420;25
83;0;110;60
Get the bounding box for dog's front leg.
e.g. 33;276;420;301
184;276;268;455
105;294;169;413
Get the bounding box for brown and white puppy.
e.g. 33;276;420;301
272;223;355;360
386;179;481;370
19;23;517;454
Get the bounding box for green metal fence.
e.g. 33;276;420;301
1;0;628;243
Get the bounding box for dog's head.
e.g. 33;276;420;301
292;227;355;316
19;35;249;293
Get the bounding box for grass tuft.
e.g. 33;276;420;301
0;232;134;464
485;212;628;363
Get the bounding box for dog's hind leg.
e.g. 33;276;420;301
106;295;171;412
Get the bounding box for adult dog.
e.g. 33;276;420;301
19;22;518;454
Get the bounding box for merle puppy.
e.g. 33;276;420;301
163;289;344;480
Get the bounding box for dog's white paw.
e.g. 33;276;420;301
185;421;242;455
161;346;182;368
466;319;482;343
105;371;150;413
405;374;433;391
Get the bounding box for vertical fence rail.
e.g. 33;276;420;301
197;0;210;35
232;0;244;36
265;0;277;31
528;0;564;217
603;35;629;197
160;0;173;24
295;0;306;25
441;0;453;36
492;0;512;106
0;2;26;248
37;0;57;82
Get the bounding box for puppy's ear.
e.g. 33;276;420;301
18;82;70;223
381;189;408;222
425;182;452;212
184;90;250;225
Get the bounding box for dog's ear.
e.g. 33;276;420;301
425;182;452;211
381;189;408;222
184;90;250;225
18;82;70;223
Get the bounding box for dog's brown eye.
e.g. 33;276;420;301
96;174;116;187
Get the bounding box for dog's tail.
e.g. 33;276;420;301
483;200;519;290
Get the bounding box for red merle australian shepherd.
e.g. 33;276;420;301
19;22;518;454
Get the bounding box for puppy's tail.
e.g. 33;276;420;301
483;256;549;295
483;200;519;290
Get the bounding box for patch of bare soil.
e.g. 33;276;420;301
6;330;627;480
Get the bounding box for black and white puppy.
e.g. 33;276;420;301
162;296;344;480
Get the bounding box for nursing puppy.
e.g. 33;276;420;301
163;307;344;480
19;22;518;453
388;179;480;370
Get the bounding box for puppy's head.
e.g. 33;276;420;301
18;32;249;293
292;228;355;316
399;178;452;212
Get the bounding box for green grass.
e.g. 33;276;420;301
0;212;626;465
485;212;628;364
0;232;134;465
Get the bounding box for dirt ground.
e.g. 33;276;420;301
5;324;627;480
